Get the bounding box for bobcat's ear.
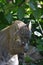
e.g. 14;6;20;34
28;21;32;39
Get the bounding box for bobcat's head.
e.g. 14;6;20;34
17;21;32;52
10;20;32;54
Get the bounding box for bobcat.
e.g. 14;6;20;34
0;20;32;57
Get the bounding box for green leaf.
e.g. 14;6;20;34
37;45;43;51
36;39;43;45
6;13;13;24
33;9;41;20
17;6;25;20
29;1;36;11
29;1;41;20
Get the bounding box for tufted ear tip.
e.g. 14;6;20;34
28;21;32;39
28;21;32;30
